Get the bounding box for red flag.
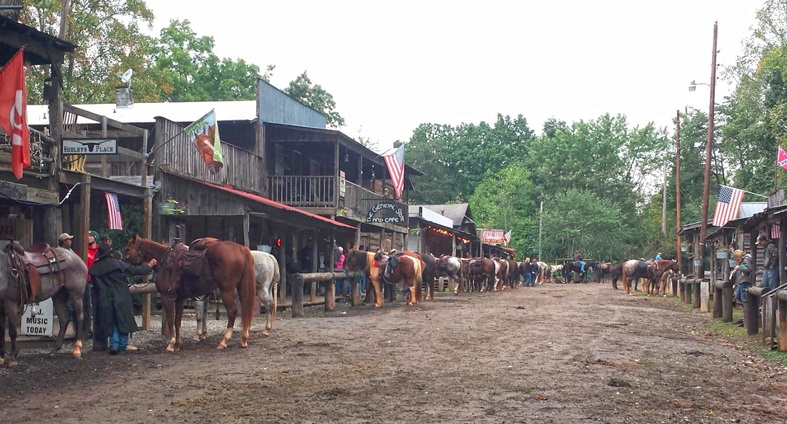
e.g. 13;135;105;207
778;146;787;170
0;50;29;179
712;185;744;228
383;144;405;199
104;192;123;230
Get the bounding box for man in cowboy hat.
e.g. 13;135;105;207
89;243;157;354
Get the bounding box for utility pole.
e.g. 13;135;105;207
698;22;718;278
538;200;543;262
662;161;667;235
675;110;682;273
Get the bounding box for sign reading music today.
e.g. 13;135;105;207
62;139;117;155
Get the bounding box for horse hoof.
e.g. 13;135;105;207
166;345;175;352
374;304;383;309
240;341;248;348
407;302;414;306
262;330;270;337
217;342;228;350
7;360;17;368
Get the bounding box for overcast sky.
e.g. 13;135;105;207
147;1;763;153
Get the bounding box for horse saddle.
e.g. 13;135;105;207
6;241;68;304
637;261;649;273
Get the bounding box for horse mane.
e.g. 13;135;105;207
134;237;172;258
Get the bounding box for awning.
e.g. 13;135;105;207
189;178;355;231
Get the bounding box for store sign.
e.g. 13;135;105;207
62;139;117;155
366;201;406;224
20;298;54;337
339;170;346;198
481;229;505;244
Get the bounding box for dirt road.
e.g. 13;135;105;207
1;283;785;423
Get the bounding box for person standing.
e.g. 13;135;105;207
528;257;539;287
89;243;156;354
334;246;346;296
522;258;532;287
732;249;753;303
757;235;778;290
58;233;74;251
357;244;367;295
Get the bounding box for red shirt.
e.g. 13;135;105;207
86;243;98;281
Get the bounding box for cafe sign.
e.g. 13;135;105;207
366;201;406;224
481;229;505;244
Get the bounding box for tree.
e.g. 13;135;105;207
285;71;345;128
22;0;155;104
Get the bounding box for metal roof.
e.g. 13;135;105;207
27;101;257;126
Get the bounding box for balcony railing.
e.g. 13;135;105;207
268;175;408;226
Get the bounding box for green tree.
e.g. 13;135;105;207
285;71;345;128
22;0;155;103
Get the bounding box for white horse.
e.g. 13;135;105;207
192;250;280;340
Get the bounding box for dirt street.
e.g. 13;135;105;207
0;283;785;423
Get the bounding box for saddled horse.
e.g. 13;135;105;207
0;241;88;366
435;255;463;295
621;259;657;295
192;250;280;340
493;257;509;291
651;259;679;297
375;251;425;306
417;252;437;301
597;262;623;290
563;260;597;283
124;236;257;350
467;258;496;292
344;248;384;308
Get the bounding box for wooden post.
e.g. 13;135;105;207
310;230;318;302
744;290;760;336
712;281;723;319
291;273;304;318
671;276;678;297
277;230;287;306
722;280;733;323
693;279;701;308
700;280;710;312
326;229;336;312
778;295;787;352
242;213;250;247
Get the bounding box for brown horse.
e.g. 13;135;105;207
179;239;256;349
376;251;424;306
344;248;384;307
0;242;88;365
467;258;496;292
652;259;679;297
123;235;189;352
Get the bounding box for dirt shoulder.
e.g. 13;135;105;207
1;283;785;424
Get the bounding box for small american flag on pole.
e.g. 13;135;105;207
383;144;406;199
711;185;744;228
772;224;781;240
104;192;123;230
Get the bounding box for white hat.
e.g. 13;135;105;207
58;233;74;242
337;246;343;252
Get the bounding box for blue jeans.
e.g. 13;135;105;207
735;282;751;303
524;273;532;286
761;268;778;290
359;274;367;294
577;260;586;273
529;274;537;286
110;323;129;352
335;279;346;296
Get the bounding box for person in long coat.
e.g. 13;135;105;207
89;243;156;354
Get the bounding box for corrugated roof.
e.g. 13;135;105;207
27;101;257;126
410;203;472;227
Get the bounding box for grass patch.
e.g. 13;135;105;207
702;310;745;338
759;349;787;364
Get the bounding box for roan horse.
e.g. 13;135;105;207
0;241;88;366
620;259;657;295
435;255;463;295
124;236;257;350
650;259;679;297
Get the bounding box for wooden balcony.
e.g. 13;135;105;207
268;176;408;227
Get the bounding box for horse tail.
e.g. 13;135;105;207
272;256;280;314
621;269;628;293
239;249;256;335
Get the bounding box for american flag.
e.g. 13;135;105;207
711;185;744;228
502;230;512;246
383;144;405;199
104;192;123;230
772;224;781;240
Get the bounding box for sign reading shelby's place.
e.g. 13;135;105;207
62;139;117;155
366;201;406;224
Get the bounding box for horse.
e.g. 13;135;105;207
344;248;384;308
375;251;424;306
417;252;437;300
493;257;509;291
467;258;496;292
0;241;88;366
597;262;623;290
123;235;189;352
507;259;520;288
179;239;256;349
620;259;657;295
563;260;596;283
124;236;258;351
652;259;679;297
435;255;464;295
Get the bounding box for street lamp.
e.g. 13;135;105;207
688;80;710;92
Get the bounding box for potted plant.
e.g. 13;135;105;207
158;198;187;215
